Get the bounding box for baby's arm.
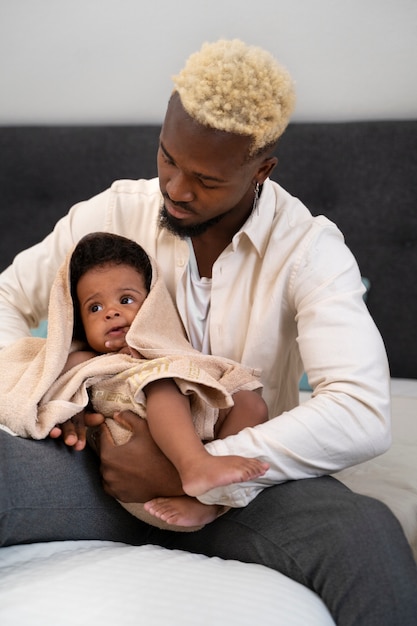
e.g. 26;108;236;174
50;348;138;448
60;349;97;375
49;350;98;447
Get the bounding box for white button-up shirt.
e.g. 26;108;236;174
0;177;390;506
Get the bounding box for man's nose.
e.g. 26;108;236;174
166;171;194;203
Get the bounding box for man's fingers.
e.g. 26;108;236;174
97;422;115;450
64;421;82;448
112;410;138;431
49;426;62;439
58;413;87;450
84;411;105;427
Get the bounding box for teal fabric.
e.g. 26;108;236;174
299;372;311;392
30;319;48;338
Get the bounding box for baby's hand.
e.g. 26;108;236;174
117;346;141;358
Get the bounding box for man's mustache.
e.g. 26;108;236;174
163;194;194;213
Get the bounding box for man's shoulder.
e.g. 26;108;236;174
261;180;344;262
266;179;339;234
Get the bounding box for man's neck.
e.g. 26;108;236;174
190;201;253;277
190;233;228;278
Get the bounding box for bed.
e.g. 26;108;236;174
0;121;416;624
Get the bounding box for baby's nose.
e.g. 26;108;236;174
105;310;120;319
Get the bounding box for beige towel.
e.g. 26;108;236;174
0;245;262;530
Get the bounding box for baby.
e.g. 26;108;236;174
53;232;269;528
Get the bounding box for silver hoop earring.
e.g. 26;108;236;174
253;182;260;215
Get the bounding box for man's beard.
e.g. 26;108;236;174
159;204;225;238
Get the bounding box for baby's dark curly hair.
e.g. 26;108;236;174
69;232;153;342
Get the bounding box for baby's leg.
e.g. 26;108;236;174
214;389;268;438
145;380;269;498
180;391;269;497
145;391;268;527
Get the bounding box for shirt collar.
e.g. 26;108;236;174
231;178;276;257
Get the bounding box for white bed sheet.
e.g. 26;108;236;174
1;378;416;626
0;542;335;626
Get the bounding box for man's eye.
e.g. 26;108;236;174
199;180;217;189
160;150;174;166
197;176;219;189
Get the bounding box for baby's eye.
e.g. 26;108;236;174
121;296;134;305
90;303;103;313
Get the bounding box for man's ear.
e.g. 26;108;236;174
254;156;278;185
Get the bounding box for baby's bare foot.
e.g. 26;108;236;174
144;496;222;527
181;455;269;498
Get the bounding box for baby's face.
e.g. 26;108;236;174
77;262;148;353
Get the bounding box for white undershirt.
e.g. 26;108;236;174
184;239;212;354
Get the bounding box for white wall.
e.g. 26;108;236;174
1;0;416;124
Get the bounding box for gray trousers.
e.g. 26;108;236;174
1;430;417;625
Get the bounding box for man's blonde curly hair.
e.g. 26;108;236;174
172;39;296;157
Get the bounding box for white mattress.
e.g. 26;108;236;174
1;378;416;626
0;542;335;626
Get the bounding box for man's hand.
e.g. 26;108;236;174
98;411;184;502
49;411;88;450
49;410;105;451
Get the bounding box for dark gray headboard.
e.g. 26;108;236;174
1;121;416;378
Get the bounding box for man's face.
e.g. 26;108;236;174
157;94;262;238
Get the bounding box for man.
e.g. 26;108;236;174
0;39;416;624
